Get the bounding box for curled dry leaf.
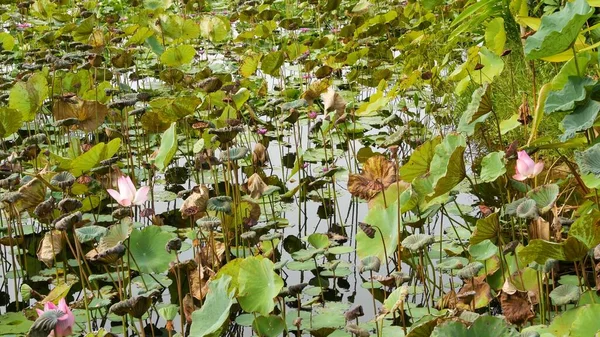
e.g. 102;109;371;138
500;280;535;326
53;98;109;132
348;155;397;200
252;143;269;166
180;185;210;219
528;217;550;240
37;230;63;268
189;266;215;301
437;290;458;310
246;173;267;199
183;294;195;324
322;87;346;120
456;275;492;310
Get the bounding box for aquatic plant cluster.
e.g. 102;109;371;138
2;0;600;336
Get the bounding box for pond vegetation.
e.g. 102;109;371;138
2;0;600;336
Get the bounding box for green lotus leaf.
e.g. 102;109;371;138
457;84;492;136
561;98;600;141
457;262;484;279
9;71;48;122
238;256;284;316
153;122;177;172
436;257;469;271
160;44;195;67
544;76;595;114
75;225;108;243
127;226;176;274
131;274;173;292
520;237;588;265
261;50;285;76
399;137;442;183
468;239;497;261
524;0;593;60
576;141;600;176
0;108;22;139
431;315;519;337
516;198;538;219
550;284;580;306
220;147;249;161
479;151;506;183
359;256;381;273
569;210;600;249
470;212;500;245
402;233;434;252
569;303;600;336
356;200;401;261
252;315;285;337
526;184;559;213
189;275;234;337
307;233;329;249
157;304;179;321
207;196;233;215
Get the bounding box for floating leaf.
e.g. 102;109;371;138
127;226;175;274
252;315;285;337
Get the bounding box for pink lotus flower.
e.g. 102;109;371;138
36;299;75;337
257;127;267;135
308;111;318;119
16;23;32;30
300;28;309;33
107;175;150;207
513;151;543;181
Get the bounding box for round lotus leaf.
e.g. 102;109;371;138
468;239;497;261
550;284;580;306
157;304;179;321
402;233;434;252
75;225;107;243
457;262;484;279
359;256;381;273
436;257;469;271
207;196;233;215
220;147;249;161
196;216;222;231
516;199;538;219
127;226;176;274
252;315;285;337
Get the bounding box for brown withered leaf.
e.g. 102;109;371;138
37;230;63;268
437;290;457;310
13;177;46;216
529;217;550;240
500;280;534;326
456;275;492;310
180;185;210;219
322;87;346;120
252;143;269;167
53;98;108;132
189;266;215;301
348;155;397;200
196;241;226;269
302;79;331;104
183;294;195;323
246;173;268;199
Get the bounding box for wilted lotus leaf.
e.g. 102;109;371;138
348;155;397;200
180;185;209;219
109;292;155;318
190;266;215;301
345;323;370;337
437;290;458;309
141;110;171;133
402;233;434;252
252;143;269;167
183;294;195;323
259;232;283;242
36;230;63;268
196;240;225;268
0;173;20;190
245;173;267;199
207;196;233;215
208;126;244;144
53;98;108;132
359;256;381;273
58;198;82;213
322;87;347;121
344;305;364;321
549;284;580;306
196;216;222;231
457;262;484;279
23;134;47;145
500;280;535;326
87;242;126;264
51;172;76;189
34;197;56;221
198;77;222;93
53;211;82;231
12;177;46;215
302;79;331;104
456;275;492;310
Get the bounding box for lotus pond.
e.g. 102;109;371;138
4;0;600;336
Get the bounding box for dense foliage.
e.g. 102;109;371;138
1;0;600;336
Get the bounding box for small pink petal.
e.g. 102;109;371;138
133;186;150;205
125;176;136;197
119;198;132;207
512;173;527;181
44;301;57;311
532;162;544;177
117;176;134;203
107;189;122;203
36;309;44;317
